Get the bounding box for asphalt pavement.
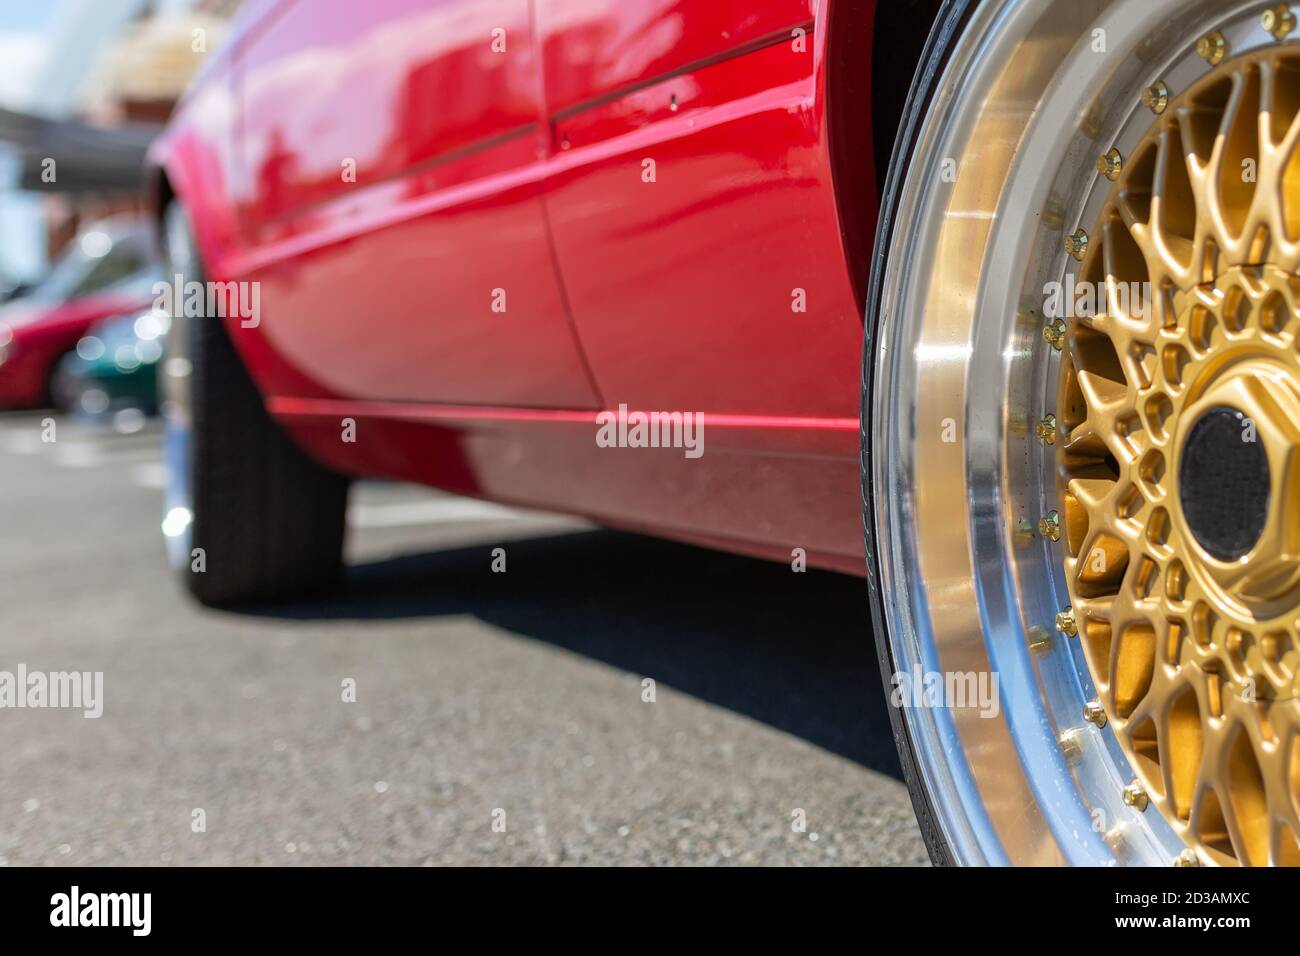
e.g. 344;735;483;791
0;409;927;865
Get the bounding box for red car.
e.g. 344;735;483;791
0;218;159;409
149;0;1300;868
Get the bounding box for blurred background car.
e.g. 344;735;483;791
50;306;167;419
0;1;235;409
0;270;34;303
0;215;160;409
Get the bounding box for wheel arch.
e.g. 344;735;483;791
824;0;945;315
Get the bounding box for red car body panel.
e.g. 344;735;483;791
0;291;151;408
149;0;875;575
536;0;816;113
545;37;863;419
231;0;600;409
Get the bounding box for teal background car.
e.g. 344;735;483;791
52;309;168;418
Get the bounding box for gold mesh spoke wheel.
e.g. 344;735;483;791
1060;45;1300;866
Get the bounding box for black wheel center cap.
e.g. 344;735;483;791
1178;406;1270;561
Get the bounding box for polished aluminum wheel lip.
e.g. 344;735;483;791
162;418;193;567
161;202;195;568
871;0;1285;865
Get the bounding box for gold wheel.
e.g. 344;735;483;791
1059;45;1300;866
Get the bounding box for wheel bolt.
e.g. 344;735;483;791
1035;413;1058;445
1103;825;1128;853
1264;4;1296;40
1083;699;1107;727
1055;605;1077;637
1141;81;1169;114
1064;228;1089;261
1197;31;1227;65
1027;625;1051;652
1042;319;1067;350
1096;147;1122;181
1059;728;1084;761
1122;781;1150;811
1038;510;1061;541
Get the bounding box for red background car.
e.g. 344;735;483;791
0;217;159;409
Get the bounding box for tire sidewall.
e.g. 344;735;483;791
860;0;978;868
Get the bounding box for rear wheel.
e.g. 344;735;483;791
865;0;1300;865
161;202;349;606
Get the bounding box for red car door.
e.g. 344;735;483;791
233;0;599;409
536;0;864;420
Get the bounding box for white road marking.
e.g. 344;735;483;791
132;462;169;489
0;431;44;455
53;444;104;468
0;413;162;470
95;445;163;464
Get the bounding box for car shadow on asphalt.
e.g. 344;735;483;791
238;529;905;782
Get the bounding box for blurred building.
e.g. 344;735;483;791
77;0;240;125
0;0;242;280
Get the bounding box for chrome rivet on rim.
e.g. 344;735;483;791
1174;848;1201;867
1041;198;1066;228
1056;606;1078;637
1122;781;1150;811
1196;31;1227;65
1064;228;1089;261
1059;729;1084;762
1097;147;1123;181
1027;625;1051;652
1035;413;1058;445
1084;700;1107;728
1141;81;1169;114
1263;4;1296;40
1103;824;1129;853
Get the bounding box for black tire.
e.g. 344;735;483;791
860;0;975;868
48;350;81;414
166;203;349;606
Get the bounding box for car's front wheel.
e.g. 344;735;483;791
865;0;1300;865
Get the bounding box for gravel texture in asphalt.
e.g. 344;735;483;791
0;411;927;865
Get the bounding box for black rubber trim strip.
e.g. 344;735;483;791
860;0;979;868
252;124;539;229
550;19;816;122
